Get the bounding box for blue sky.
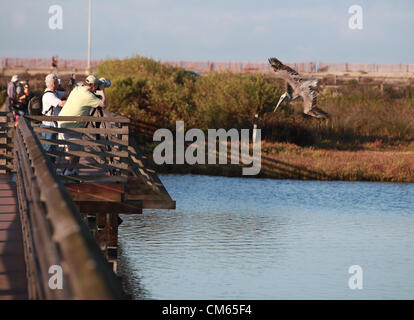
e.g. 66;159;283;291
1;0;413;63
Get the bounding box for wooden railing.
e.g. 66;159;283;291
25;114;131;179
13;116;126;299
0;111;14;173
25;112;175;209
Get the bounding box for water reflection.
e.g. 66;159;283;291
118;175;414;299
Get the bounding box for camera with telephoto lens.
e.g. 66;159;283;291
99;78;111;90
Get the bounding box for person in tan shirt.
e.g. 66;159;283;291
58;75;107;175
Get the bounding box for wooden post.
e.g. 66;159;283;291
94;212;119;274
96;212;107;252
121;124;129;151
87;0;92;74
107;213;118;274
253;114;258;144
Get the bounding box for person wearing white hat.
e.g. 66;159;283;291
7;74;20;110
57;75;107;175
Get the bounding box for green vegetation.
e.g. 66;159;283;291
97;56;414;182
98;56;282;130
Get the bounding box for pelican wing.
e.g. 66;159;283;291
301;86;318;114
268;57;303;92
302;88;329;118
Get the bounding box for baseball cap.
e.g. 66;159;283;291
85;75;102;86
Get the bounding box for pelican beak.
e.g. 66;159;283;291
274;92;288;112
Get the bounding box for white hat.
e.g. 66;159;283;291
11;75;20;82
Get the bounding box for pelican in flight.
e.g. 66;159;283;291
269;57;329;119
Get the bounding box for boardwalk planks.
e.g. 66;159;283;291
0;175;27;300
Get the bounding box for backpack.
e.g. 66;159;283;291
28;91;63;117
28;95;43;116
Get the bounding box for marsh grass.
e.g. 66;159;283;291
139;140;414;182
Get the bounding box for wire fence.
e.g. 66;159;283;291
0;58;103;69
163;61;317;73
1;57;413;73
318;62;414;73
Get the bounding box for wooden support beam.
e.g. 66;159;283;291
25;115;130;123
96;213;106;230
136;199;176;210
76;201;142;214
107;213;118;248
65;183;124;202
39;138;129;147
92;211;121;274
47;149;129;159
33;126;128;135
121;124;129;152
55;161;129;172
60;175;128;184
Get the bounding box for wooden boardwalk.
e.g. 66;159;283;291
0;111;174;299
0;174;27;300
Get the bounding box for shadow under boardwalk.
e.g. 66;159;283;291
0;174;27;300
